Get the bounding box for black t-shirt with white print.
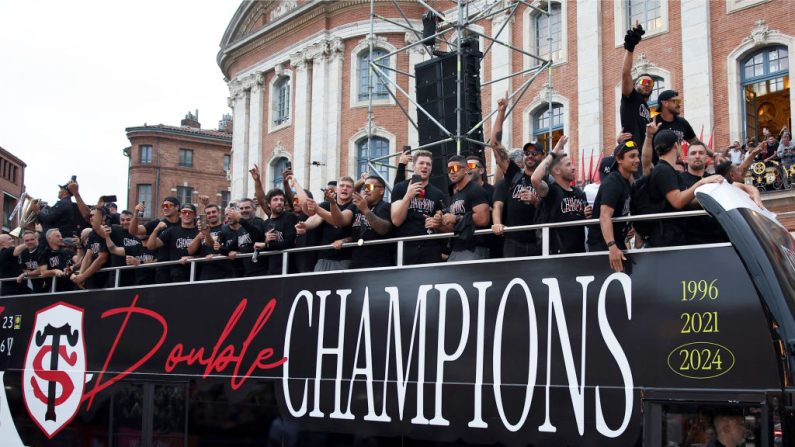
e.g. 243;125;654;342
540;182;588;254
263;212;298;275
37;246;74;291
108;225;143;286
448;181;489;252
351;199;393;268
19;248;45;293
493;166;538;243
587;171;632;249
391;180;447;237
653;114;696;144
620;89;652;149
197;223;236;280
158;225;198;280
144;218;180;261
317;201;355;262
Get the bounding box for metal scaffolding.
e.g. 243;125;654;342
362;0;554;189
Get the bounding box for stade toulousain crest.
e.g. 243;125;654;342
22;302;87;438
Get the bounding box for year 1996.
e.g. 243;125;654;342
681;280;718;301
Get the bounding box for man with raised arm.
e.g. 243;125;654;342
130;196;181;283
100;209;143;287
147;203;199;282
253;189;297;275
588;141;640;272
489;92;515;182
620;24;653;152
350;175;393;269
249;164;296;216
531;135;592;254
390;150;445;265
440;155;491;261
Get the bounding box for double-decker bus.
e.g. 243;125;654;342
0;184;793;446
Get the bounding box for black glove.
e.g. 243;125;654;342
623;24;645;52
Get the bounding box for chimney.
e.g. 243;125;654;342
218;114;233;133
181;110;200;129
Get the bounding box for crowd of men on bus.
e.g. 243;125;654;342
0;23;774;295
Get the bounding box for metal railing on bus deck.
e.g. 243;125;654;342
1;210;712;295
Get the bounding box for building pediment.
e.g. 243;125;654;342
221;0;305;49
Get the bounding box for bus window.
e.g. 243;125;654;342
153;383;187;446
645;402;772;447
112;382;143;446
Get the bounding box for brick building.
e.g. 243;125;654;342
217;0;793;199
0;147;26;232
125;113;233;219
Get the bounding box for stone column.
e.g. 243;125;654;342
325;38;344;183
244;72;265;196
228;80;249;199
576;0;602;170
291;52;311;186
308;41;329;193
680;0;713;140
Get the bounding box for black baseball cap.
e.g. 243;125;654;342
653;130;679;155
657;90;679;102
608;141;640;171
163;196;181;207
522;142;542;153
180;203;197;213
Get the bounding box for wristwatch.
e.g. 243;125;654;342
606;240;617;248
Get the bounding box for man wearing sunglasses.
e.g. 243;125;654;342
350;176;394;269
653;90;697;153
131;196;181;284
492;142;544;257
441;155;491;261
620;23;653;151
147;203;199;283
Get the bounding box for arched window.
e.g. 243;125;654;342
741;46;790;140
533;2;562;63
626;0;663;34
647;75;666;116
356;136;390;181
271;157;290;190
358;48;390;101
272;76;290;126
532;103;564;152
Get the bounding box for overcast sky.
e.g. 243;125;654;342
0;0;241;207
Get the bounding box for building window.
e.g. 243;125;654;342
741;46;790;140
178;149;193;168
533;2;563;64
272;77;290;126
139;145;153;164
223;154;231;173
358;48;390;101
271;157;290;190
176;186;193;206
136;184;152;218
219;191;231;209
356;136;390;180
532;103;564;152
647;75;666;116
626;0;663;34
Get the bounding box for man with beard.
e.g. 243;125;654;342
147;203;199;282
131;196;181;283
38;229;75;292
679;143;730;245
390;150;446;265
588;141;640;272
253;189;297;275
101;209;144;286
234;198;269;276
532;136;592;254
304;177;356;271
465;154;500;258
217;205;247;277
188;202;236;280
15;231;45;293
349;176;393;269
440;155;490;261
492;141;544;257
620;24;653;151
653;90;697;148
72;207;110;290
0;234;28;295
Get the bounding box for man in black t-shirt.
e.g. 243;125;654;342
391;150;446;265
16;231;45;293
532;136;591;254
653;90;698;148
466;155;499;258
588;142;640;272
493;142;544;257
33;181;91;241
441;155;491;261
37;229;75;292
148;203;200;282
679;143;729;245
645;130;723;247
350;176;393;269
0;234;28;296
620;24;653;151
252;189;297;275
132;195;181;283
101;210;144;286
70;207;110;289
304;177;357;271
187;203;236;281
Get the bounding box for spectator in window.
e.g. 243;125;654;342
16;231;45;294
303;177;356;271
350;175;393;269
31;180;91;241
778;132;794;171
727;141;743;165
588;141;640;271
390;150;446;265
440;155;490;261
147;203;200;282
642;128;723;247
531;135;592;254
253;189;297;275
37;229;75;292
0;233;28;296
492;142;544;257
620;24;653;152
756;135;778;162
131;196;181;283
100;209;143;287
